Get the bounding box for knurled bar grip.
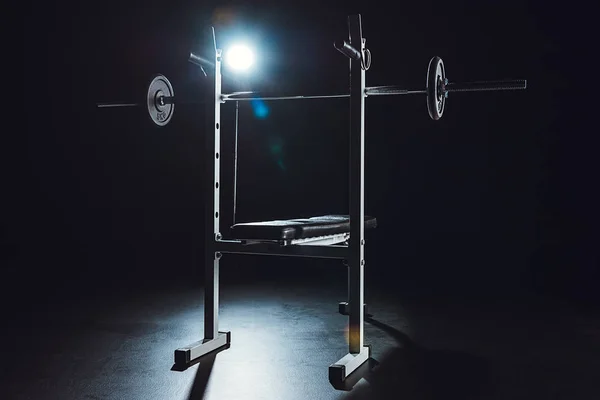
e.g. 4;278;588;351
445;79;527;92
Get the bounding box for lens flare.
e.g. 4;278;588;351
251;99;269;118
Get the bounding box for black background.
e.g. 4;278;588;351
12;1;598;309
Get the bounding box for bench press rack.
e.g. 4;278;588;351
174;15;374;386
170;13;527;386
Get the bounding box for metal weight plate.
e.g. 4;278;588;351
147;74;175;126
426;56;446;120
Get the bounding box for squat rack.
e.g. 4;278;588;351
175;15;372;385
172;13;527;386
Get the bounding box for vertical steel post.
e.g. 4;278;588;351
204;27;222;340
233;101;240;225
347;15;366;355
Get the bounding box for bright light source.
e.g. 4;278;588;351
226;44;255;71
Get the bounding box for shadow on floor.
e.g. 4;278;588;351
344;314;600;400
339;316;492;400
171;345;230;400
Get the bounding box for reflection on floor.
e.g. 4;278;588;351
3;279;599;400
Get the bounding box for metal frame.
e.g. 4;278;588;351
329;14;370;383
174;26;230;367
175;15;371;386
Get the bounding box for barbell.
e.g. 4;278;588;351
97;55;526;126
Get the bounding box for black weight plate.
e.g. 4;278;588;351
426;56;446;120
147;75;175;126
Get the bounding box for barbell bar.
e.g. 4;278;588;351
97;79;525;106
97;56;526;125
222;78;526;101
366;81;526;96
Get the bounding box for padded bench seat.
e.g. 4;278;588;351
231;215;377;241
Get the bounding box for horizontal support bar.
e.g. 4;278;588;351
215;240;348;259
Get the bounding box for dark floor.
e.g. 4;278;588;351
2;275;599;400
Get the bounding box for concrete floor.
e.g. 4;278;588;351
2;279;599;400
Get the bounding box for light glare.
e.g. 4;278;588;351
226;45;255;71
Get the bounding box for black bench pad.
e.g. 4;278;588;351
231;215;377;241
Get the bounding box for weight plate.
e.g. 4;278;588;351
147;74;174;126
426;56;446;120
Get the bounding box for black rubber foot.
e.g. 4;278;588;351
329;346;374;391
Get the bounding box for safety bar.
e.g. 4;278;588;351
334;40;362;61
